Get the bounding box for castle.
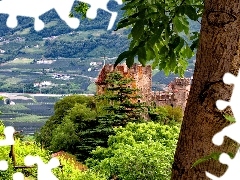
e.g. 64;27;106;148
95;63;191;111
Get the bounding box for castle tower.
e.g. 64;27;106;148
171;77;191;111
95;63;152;103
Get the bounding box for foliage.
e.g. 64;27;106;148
114;0;203;76
224;114;236;123
37;72;151;163
73;71;148;162
49;103;98;161
0;121;104;179
76;71;148;162
149;105;183;124
35;95;96;148
86;122;180;180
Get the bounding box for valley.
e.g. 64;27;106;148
0;5;198;135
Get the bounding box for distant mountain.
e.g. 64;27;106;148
0;2;127;61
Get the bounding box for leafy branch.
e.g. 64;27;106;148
115;0;203;76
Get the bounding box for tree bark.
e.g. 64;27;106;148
171;0;240;179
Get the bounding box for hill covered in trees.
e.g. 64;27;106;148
0;2;128;62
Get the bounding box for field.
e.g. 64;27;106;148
0;57;98;94
0;93;63;134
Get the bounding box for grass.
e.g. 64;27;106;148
13;114;48;122
0;77;23;88
52;151;88;171
45;21;58;28
15;27;31;35
21;48;45;54
87;83;96;94
0;104;30;112
7;58;34;65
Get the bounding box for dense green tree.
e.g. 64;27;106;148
35;95;96;148
148;105;183;125
86;122;180;180
97;71;146;126
75;72;147;162
50;103;98;161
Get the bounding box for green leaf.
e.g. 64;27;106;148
138;47;147;66
182;46;193;59
146;44;155;60
159;46;168;57
159;60;166;70
224;115;236;123
131;21;144;40
180;17;190;35
169;36;181;50
163;67;170;76
115;13;140;30
190;39;199;50
192;152;221;168
184;5;199;21
114;51;131;67
169;50;176;70
175;38;185;52
175;5;185;16
173;16;184;33
126;56;134;68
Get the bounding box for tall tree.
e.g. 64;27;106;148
97;71;146;126
35;95;96;148
171;1;239;178
103;0;237;179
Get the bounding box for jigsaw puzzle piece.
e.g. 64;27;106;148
24;155;60;180
13;172;25;180
0;160;8;171
0;126;15;146
206;150;240;180
222;73;236;85
79;0;122;30
212;122;240;145
54;0;80;29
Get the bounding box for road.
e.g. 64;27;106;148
0;93;94;101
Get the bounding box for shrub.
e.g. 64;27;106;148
149;105;183;124
86;122;180;180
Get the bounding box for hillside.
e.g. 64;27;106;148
0;2;128;61
0;4;200;93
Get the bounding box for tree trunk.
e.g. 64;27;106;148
171;0;240;179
